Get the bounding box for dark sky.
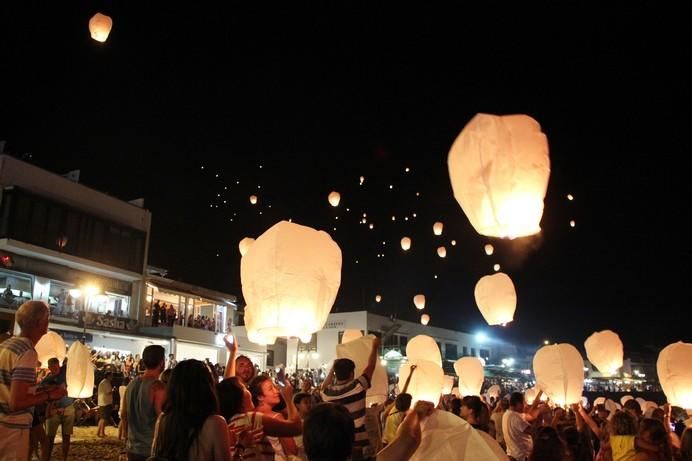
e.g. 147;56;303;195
2;3;691;354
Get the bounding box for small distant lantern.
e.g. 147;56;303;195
359;176;365;185
567;194;574;201
448;113;551;239
375;294;382;303
493;263;501;272
249;195;258;205
35;331;66;367
299;334;312;344
533;343;585;406
420;313;430;325
570;220;576;227
56;235;69;249
66;341;95;398
584;330;623;376
484;244;494;256
433;222;444;236
454;357;484;397
487;384;501;400
400;237;412;251
657;341;692;410
451;240;457;246
238;237;255;257
413;294;426;310
328;191;341;207
437;246;447;258
89;13;113;43
474;272;516;326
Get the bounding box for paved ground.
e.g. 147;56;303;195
36;426;124;461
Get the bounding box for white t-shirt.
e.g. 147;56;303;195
502;409;532;460
98;379;113;406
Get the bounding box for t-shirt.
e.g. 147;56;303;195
0;337;38;429
228;411;273;461
41;372;74;409
503;409;532;460
610;435;636;461
490;411;505;444
98;379;113;406
321;374;373;460
382;410;405;444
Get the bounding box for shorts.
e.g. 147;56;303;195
0;425;30;461
99;404;113;421
46;406;75;437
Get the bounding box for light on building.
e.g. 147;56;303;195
69;288;82;298
84;285;100;296
475;332;488;343
543;340;550;345
311;352;319;360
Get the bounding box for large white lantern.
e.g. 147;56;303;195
413;294;426;310
341;329;363;344
454;357;484;397
620;395;634;406
433;222;444;236
420;314;430;326
533;343;584;406
584;330;623;376
407;335;442;368
484;244;494;256
398;360;444;406
243;307;277;345
241;221;342;339
238;237;255;257
328;191;341;207
400;237;412;251
657;341;692;410
437;246;447;258
89;13;113;43
66;341;95;398
35;331;66;368
448;113;551;239
474;272;516;326
337;335;387;406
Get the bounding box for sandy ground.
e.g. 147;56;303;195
34;426;125;461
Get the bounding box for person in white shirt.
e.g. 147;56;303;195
97;372;114;437
502;391;535;461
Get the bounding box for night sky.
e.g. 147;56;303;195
2;3;691;353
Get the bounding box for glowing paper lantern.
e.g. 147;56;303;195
337;335;387;405
448;113;551;239
594;396;606;406
341;329;363;344
35;331;66;367
454;357;484;397
398;360;444;406
484;244;494;256
413;294;426;310
328;191;341;207
605;399;619;414
635;397;647;411
533;343;585;406
570;220;576;228
567;194;574;201
437;246;447;258
359;176;365;185
420;314;430;325
249;195;258;205
66;341;95;398
238;237;255;257
401;237;412;251
407;335;442;368
486;384;501;400
240;220;342;339
299;334;313;344
620;395;634;406
433;222;444;236
442;375;455;395
451;240;457;246
584;330;623;376
657;341;692;409
474;273;516;326
89;13;113;43
375;294;382;303
493;264;500;272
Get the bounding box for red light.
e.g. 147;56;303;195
1;255;13;267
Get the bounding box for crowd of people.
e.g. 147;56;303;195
147;299;220;332
2;300;692;461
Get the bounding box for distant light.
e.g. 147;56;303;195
405;167;410;172
570;220;576;227
404;217;409;221
257;185;261;189
215;174;219;178
359;176;365;185
412;213;417;218
259;165;263;169
434;274;438;279
346;208;350;212
382;241;386;245
567;193;574;201
493;264;501;272
391;216;396;221
389;185;393;190
201;166;205;170
335;216;339;220
369;223;374;229
451;240;457;246
543;340;550;345
416;192;420;196
363;213;367;218
475;332;488;343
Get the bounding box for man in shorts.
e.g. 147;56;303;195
41;357;75;460
97;372;114;437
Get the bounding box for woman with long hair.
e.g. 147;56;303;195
249;375;300;460
151;359;231;460
635;418;673;461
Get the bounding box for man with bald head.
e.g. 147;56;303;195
0;301;67;460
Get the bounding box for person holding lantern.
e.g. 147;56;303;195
0;301;67;461
41;357;75;460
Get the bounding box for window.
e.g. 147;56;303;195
445;343;458;361
399;336;408;348
480;349;490;360
0;269;33;308
462;346;468;356
471;348;476;356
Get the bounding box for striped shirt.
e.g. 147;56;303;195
321;374;373;460
228;411;274;461
0;337;38;429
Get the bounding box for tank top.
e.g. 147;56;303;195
126;377;159;456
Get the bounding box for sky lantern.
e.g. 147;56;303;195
437;246;447;258
249;195;258;205
448;113;551;239
337;335;388;406
584;330;624;376
474;272;516;326
570;220;576;227
407;335;442;368
656;341;692;410
401;237;411;251
433;222;444;236
238;237;255;257
299;333;313;344
413;294;426;310
241;220;342;339
35;331;66;367
533;343;585;406
484;244;494;256
420;314;430;325
442;375;455;395
359;176;365;185
486;384;501;400
328;191;341;207
454;357;484;397
451;240;457;246
66;341;95;398
398;360;444;406
567;194;574;201
375;294;382;303
620;395;634;406
493;263;500;272
341;329;363;344
89;13;113;43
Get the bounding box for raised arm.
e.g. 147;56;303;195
224;335;238;379
578;404;602;438
377;401;434;461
